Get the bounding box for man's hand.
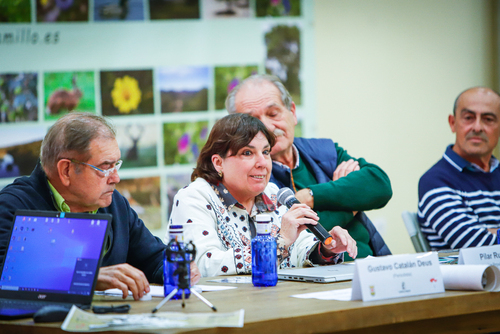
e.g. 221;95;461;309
321;226;357;259
95;264;150;301
295;159;360;208
190;261;201;285
488;228;498;235
295;188;314;208
333;159;360;181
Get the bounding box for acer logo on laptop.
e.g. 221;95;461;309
37;294;47;300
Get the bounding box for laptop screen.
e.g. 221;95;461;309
0;210;111;301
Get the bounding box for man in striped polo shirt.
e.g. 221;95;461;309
418;87;500;250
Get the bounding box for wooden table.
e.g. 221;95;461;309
2;276;500;334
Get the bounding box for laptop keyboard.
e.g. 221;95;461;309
0;299;52;311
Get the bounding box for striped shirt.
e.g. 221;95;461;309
418;145;500;250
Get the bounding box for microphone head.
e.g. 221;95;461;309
277;187;295;206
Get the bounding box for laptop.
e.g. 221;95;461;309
0;210;111;320
278;263;355;283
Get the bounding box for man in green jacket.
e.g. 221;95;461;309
226;74;393;260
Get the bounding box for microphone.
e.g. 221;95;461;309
276;187;333;246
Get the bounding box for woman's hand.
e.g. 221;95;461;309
321;226;357;259
190;261;201;285
280;203;319;248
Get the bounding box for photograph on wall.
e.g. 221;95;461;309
202;0;251;19
94;0;145;21
100;69;154;116
115;176;162;230
0;73;38;123
159;66;209;113
115;123;157;168
149;0;199;20
265;24;301;105
36;0;89;22
256;0;300;17
0;0;31;22
166;173;191;219
214;65;258;110
44;71;95;121
163;121;209;165
0;127;45;179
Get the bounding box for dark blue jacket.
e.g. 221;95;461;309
0;163;165;283
270;138;391;256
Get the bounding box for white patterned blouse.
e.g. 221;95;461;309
167;177;342;277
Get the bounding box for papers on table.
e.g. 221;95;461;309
208;276;253;284
439;255;458;264
292;263;500;301
61;305;244;332
292;265;500;302
292;288;353;301
99;284;237;300
95;290;153;300
197;284;238;292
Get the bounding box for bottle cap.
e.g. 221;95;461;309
168;224;184;241
256;214;271;223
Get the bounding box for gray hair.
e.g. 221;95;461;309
40;112;116;174
225;74;293;113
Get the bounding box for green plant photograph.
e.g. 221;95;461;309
265;24;301;105
214;65;258;110
163;121;208;165
0;0;31;22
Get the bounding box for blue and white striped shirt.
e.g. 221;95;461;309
418;145;500;250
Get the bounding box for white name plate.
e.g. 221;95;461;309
458;244;500;266
351;252;444;301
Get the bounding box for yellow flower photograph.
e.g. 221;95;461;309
111;75;142;114
100;70;153;116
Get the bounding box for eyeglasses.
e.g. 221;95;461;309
69;159;123;178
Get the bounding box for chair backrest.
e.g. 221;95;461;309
401;211;431;253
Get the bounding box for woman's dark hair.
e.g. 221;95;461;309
192;113;275;183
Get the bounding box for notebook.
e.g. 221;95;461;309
278;263;355;283
0;210;111;320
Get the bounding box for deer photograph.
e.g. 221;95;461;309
116;123;158;168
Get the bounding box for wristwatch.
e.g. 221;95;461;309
308;188;314;198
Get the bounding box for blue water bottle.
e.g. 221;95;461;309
164;225;191;299
252;214;278;287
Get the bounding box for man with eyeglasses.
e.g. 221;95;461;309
0;112;200;300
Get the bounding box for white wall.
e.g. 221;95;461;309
314;0;495;254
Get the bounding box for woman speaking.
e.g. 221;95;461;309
168;114;357;277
